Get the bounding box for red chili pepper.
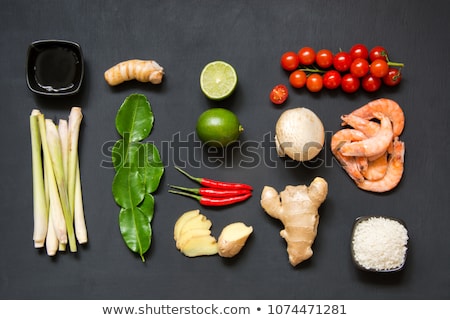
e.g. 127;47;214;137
175;167;253;191
169;185;251;198
168;189;252;206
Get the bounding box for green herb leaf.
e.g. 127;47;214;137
139;194;155;223
138;142;164;193
111;139;141;171
115;94;154;142
112;166;145;209
119;206;151;262
111;139;125;170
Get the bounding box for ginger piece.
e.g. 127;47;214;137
218;222;253;258
104;59;164;86
260;177;328;267
174;210;218;257
175;214;213;249
181;235;218;257
173;209;200;241
177;229;211;250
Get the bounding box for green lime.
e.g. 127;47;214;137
196;108;243;147
200;61;237;100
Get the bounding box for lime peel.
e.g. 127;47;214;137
196;108;243;148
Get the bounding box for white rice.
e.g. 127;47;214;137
352;217;408;271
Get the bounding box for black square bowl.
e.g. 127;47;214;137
26;40;84;96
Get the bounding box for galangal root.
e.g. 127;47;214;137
104;59;164;86
332;98;405;193
260;177;328;267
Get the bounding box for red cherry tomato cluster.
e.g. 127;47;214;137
271;44;404;103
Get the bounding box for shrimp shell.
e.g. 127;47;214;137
340;114;380;137
331;129;368;183
361;153;388;181
339;112;393;158
356;138;405;192
347;98;405;136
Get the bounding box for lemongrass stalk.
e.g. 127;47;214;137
57;119;69;252
43;156;50;210
74;159;88;244
58;119;69;191
68;107;83;215
30;109;48;248
46;201;59;256
38;115;67;245
45;119;77;252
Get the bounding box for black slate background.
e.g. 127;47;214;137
1;0;449;300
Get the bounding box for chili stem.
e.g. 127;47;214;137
169;189;202;200
174;166;202;183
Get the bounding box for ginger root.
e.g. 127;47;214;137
104;59;164;86
260;177;328;267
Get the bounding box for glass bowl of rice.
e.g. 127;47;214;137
351;216;408;272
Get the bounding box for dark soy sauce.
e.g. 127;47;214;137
34;47;78;92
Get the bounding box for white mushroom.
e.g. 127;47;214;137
275;107;325;162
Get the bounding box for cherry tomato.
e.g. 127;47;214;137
369;46;388;62
383;68;402;86
349;44;369;60
269;84;289;104
341;73;360;93
315;49;334;69
280;51;300;71
298;47;316;65
289;70;307;88
369;59;389;78
361;74;382;92
323;70;341;90
306;74;323;92
350;58;369;78
333;52;352;72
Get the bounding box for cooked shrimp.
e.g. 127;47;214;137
331;129;367;183
356;138;405;192
361;153;388;181
339;112;393;158
355;156;368;174
340;114;380;137
345;98;405;137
